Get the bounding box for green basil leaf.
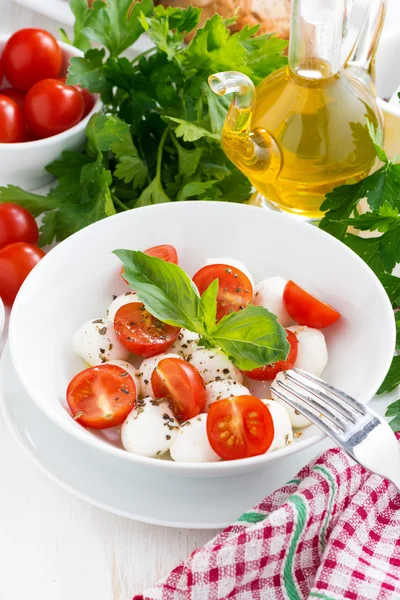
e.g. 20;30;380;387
199;279;218;330
113;250;201;330
209;305;289;370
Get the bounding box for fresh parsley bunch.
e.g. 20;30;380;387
0;0;287;246
114;249;290;370
319;121;400;429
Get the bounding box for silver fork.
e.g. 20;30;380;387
270;368;400;491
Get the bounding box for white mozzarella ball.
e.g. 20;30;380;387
288;325;328;377
121;397;180;458
262;399;293;451
73;318;129;366
205;380;250;410
170;414;221;462
253;276;292;327
107;360;141;391
138;352;181;398
270;371;312;428
107;291;139;323
170;329;200;358
203;257;254;287
188;348;243;384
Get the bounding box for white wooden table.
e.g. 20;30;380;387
0;2;399;599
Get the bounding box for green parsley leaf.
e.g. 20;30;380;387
67;48;108;93
209;305;290;371
380;274;400;308
199;279;218;330
366;120;388;164
82;0;152;57
113;250;201;331
165;117;221;142
343;234;384;276
0;186;57;216
177;180;217;201
377;355;400;395
69;0;92;52
86;113;131;154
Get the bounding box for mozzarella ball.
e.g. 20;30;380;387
288;325;328;377
262;399;293;451
188;348;243;384
170;329;200;358
138;352;181;398
121;397;180;458
107;360;141;391
253;276;292;327
203;257;254;287
170;414;221;462
205;380;250;410
73;318;129;366
107;291;139;323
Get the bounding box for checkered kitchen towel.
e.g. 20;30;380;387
134;442;400;600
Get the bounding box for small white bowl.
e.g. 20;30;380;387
0;35;102;190
9;202;395;478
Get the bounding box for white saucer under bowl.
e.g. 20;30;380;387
0;343;328;529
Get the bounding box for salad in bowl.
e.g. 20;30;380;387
68;243;340;464
8;202;395;476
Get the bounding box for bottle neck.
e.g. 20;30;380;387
289;0;345;80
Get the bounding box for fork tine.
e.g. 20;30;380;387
293;368;366;416
270;384;344;439
284;371;357;424
273;378;347;433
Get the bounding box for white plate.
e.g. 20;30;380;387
12;0;153;55
0;342;328;529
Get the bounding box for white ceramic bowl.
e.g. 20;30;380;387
0;35;102;190
9;202;395;477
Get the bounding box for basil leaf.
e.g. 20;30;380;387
208;305;289;370
113;250;201;330
199;279;218;330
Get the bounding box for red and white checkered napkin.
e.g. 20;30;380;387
134;440;400;600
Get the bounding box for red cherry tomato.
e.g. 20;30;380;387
0;203;38;250
67;364;136;430
74;85;95;117
24;79;84;139
0;87;26;109
151;357;206;421
283;280;341;329
2;28;62;91
193;264;253;322
243;329;298;381
0;242;45;306
207;395;274;460
121;244;178;283
114;302;180;357
0;95;25;142
0;58;3;85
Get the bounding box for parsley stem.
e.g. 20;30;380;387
112;195;130;212
131;48;156;65
156;128;169;182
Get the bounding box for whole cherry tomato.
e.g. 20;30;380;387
2;28;62;91
0;203;38;249
24;79;84;138
0;95;25;142
0;242;45;306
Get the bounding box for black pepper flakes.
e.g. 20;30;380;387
235;287;242;293
166;435;171;440
223;368;230;374
120;387;129;395
93;319;103;324
99;348;105;354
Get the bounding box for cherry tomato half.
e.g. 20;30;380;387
121;244;178;283
283;280;341;329
24;79;84;139
207;395;274;460
114;302;180;357
0;95;25;143
67;364;136;429
0;87;26;109
151;357;206;421
2;28;62;91
243;329;298;381
0;242;45;306
0;203;38;250
193;264;253;322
